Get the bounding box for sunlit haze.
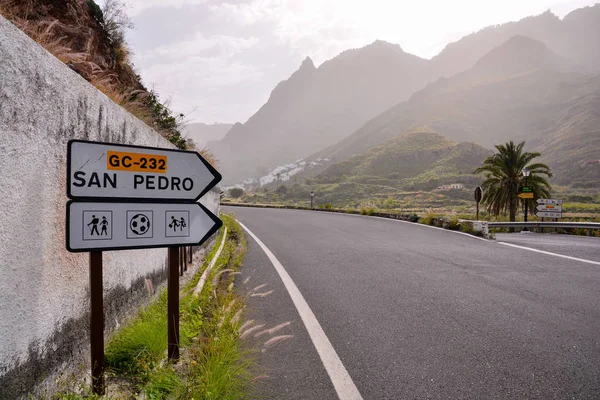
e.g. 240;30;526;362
98;0;597;123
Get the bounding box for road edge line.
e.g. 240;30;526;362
237;221;364;400
224;205;492;243
498;242;600;266
369;214;492;242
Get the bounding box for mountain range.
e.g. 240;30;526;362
315;35;600;187
209;41;431;183
208;4;600;188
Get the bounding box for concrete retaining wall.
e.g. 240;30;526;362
0;15;219;398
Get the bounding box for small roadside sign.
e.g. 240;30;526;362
67;201;222;252
518;192;534;199
537;198;563;205
474;186;483;203
519;186;533;193
67;140;221;202
536;204;562;213
535;211;562;219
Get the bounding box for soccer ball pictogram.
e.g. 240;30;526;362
130;214;151;235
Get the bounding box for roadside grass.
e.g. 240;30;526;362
104;291;169;377
51;214;253;399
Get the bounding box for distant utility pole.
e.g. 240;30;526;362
522;167;531;231
276;173;281;190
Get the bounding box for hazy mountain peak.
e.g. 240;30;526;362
563;3;600;22
300;56;316;70
368;39;404;51
472;35;561;76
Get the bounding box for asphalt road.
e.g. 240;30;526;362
496;233;600;263
228;207;600;399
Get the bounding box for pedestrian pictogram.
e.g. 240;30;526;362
168;216;186;232
89;215;100;236
166;211;190;238
83;211;112;241
100;217;108;235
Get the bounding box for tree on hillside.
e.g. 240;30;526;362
276;184;288;195
474;141;552;221
229;188;244;198
101;0;133;48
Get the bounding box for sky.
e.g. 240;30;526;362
97;0;598;124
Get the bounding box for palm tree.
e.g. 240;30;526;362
474;141;552;221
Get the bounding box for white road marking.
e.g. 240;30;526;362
194;227;228;296
374;215;492;242
237;221;364;400
498;242;600;266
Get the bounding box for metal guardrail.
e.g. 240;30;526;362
487;222;600;229
486;221;600;236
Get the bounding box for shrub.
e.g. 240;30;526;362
408;214;419;222
86;0;104;24
448;216;459;230
421;212;436;225
101;0;133;48
460;222;474;234
276;185;288;194
229;188;244;198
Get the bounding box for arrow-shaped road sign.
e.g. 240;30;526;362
67;140;221;202
66;201;222;252
536;204;562;212
537;198;563;205
518;192;534;199
535;211;562;219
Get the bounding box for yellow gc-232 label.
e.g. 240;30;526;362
107;150;168;173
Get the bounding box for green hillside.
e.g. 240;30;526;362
315;130;492;191
531;74;600;188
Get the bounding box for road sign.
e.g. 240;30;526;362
537;198;563;205
519;186;533;193
474;186;483;203
67;140;221;202
518;192;534;199
67;201;222;252
535;211;562;218
536;204;562;212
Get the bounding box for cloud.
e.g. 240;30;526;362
140;32;259;62
209;0;284;26
132;31;269;122
125;0;210;16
